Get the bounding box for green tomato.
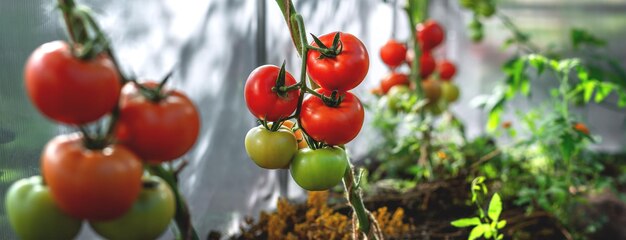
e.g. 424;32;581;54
470;28;484;42
386;85;411;110
477;1;496;17
290;147;348;191
459;0;476;9
5;176;82;240
428;103;445;116
441;82;460;103
245;125;297;169
90;175;175;240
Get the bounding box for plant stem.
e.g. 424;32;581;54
343;165;372;235
57;0;79;44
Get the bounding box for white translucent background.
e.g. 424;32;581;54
1;0;625;239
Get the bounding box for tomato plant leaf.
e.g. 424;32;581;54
487;106;503;132
571;28;607;50
527;54;547;76
583;81;597;103
451;217;482;227
497;220;507;229
594;83;614;103
487;193;502;221
468;224;487;240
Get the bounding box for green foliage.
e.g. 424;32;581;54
452;177;506;240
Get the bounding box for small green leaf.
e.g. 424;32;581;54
619;92;626;107
497;233;504;240
497;220;507;229
488;193;503;221
451;217;482;227
594;83;614;103
571;28;607;49
469;225;487;240
583;81;597;103
487;107;503;132
527;54;547;76
484;226;493;239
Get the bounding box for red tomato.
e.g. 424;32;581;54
41;133;143;220
300;89;364;145
439;60;457;81
307;32;369;91
117;82;200;163
24;41;120;124
417;20;445;51
244;65;300;121
380;40;407;68
380;72;409;94
420;52;436;79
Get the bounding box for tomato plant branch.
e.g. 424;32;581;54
56;2;198;239
284;10;381;238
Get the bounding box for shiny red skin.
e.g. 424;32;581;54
117;82;201;163
300;89;364;145
380;40;407;68
306;32;369;91
244;65;300;121
439;60;457;81
420;52;436;79
417;20;445;51
24;41;121;124
41;134;143;220
381;72;410;94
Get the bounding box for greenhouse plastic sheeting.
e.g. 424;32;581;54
1;0;625;239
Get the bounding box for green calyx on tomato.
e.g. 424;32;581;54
5;176;83;240
90;175;175;240
290;147;349;191
309;32;343;59
270;61;300;98
133;71;174;103
245;125;298;169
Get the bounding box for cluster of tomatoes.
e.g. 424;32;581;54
6;40;201;239
244;32;369;191
373;20;460;114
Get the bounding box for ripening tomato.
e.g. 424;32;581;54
441;82;460;103
380;40;407;68
117;81;200;163
290;147;348;191
573;122;590;135
5;176;82;240
24;41;120;125
281;120;308;149
381;72;409;94
90;176;175;240
439;60;457;81
386;85;411;111
420;52;436;79
244;125;298;169
244;65;300;121
421;78;442;105
307;32;369;91
300;89;364;145
41;133;143;220
417;20;445;51
370;86;384;96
